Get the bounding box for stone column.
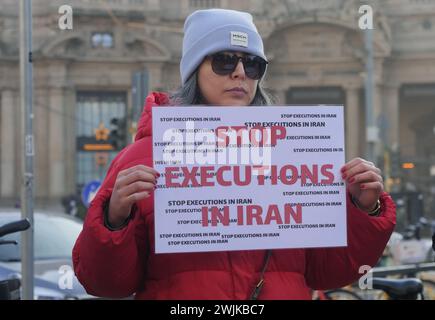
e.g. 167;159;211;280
1;89;17;198
146;62;164;91
48;87;66;198
344;86;361;161
63;86;76;196
34;87;50;201
373;84;384;161
146;0;161;23
383;84;400;149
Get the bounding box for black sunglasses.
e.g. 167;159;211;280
208;52;268;80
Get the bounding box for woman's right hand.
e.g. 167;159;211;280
108;164;160;227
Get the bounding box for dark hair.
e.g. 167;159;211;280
169;70;276;106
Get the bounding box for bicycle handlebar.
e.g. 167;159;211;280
0;219;31;238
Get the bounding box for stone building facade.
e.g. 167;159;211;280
1;0;435;219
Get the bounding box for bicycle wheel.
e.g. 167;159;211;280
323;288;363;300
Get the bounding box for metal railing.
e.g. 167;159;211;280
371;262;435;277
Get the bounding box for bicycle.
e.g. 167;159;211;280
388;217;435;298
0;219;31;300
315;277;425;300
388;217;435;265
315;217;435;300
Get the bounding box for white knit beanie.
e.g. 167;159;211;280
180;9;267;85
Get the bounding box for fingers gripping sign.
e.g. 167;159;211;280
108;165;160;227
340;158;383;213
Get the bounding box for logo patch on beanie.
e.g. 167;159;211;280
230;31;248;47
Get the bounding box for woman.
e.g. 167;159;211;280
73;8;396;299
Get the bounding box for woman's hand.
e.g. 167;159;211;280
108;165;159;227
341;157;384;212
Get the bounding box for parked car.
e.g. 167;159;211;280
0;209;94;299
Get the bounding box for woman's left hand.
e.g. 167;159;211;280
341;157;384;212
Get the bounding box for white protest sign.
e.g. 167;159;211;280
152;106;347;253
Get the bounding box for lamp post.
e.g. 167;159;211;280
364;27;378;164
19;0;34;300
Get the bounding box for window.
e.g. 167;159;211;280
189;0;221;8
91;32;114;48
75;92;126;188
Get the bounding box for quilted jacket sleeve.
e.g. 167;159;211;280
304;191;396;290
72;147;147;298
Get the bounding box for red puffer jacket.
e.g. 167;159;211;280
72;92;396;300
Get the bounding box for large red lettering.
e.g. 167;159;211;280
246;205;263;225
165;167;181;187
284;204;302;224
250;126;267;147
321;164;335;184
280;165;298;185
264;204;283;225
181;167;200;187
270;126;286;146
234;166;251;186
200;166;215;187
216;166;232;186
301;164;319;185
